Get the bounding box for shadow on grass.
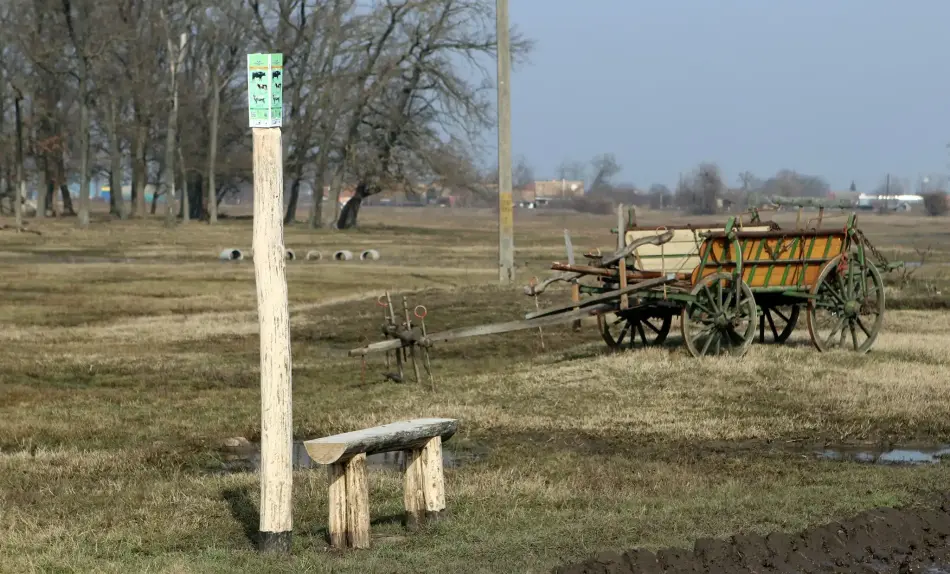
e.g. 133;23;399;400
222;486;259;548
298;513;408;544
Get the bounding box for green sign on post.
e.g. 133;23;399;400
247;53;283;128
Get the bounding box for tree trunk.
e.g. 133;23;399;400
206;74;220;224
109;96;126;219
179;146;189;222
13;96;24;227
307;176;324;229
283;175;301;224
336;181;371;229
163;102;178;225
77;78;91;227
163;33;186;227
35;162;47;219
131;120;147;217
191;174;204;220
330;170;344;225
43;179;54;216
61;184;75;214
307;151;330;229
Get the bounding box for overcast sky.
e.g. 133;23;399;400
493;0;949;191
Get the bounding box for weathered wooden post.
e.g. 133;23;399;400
496;0;515;285
247;52;293;553
617;204;629;309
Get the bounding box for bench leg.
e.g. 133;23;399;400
345;453;371;548
421;436;446;519
327;462;348;548
403;448;426;530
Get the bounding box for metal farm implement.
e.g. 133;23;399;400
348;202;900;381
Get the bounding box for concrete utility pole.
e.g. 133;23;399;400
496;0;514;285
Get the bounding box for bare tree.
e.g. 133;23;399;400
512;155;533;189
59;0;104;227
588;153;620;196
197;3;245;224
160;6;190;226
647;183;671;210
0;0;534;233
675;162;722;215
335;0;533;229
555;158;585;182
108;0;166;218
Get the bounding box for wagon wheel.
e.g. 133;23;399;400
806;253;885;353
681;272;758;358
757;304;801;344
597;311;672;350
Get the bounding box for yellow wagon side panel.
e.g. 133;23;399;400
690;233;847;288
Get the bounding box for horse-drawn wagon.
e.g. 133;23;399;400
348;201;900;380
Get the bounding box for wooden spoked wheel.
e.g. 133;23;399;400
681;272;758;358
806;253;885;353
597;311;672;351
757;304;800;344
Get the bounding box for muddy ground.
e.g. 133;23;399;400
554;495;950;574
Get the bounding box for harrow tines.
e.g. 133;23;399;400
403;296;422;384
414;305;435;390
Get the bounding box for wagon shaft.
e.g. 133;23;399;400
347;302;616;358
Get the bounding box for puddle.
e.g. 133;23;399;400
211;439;484;475
817;444;950;465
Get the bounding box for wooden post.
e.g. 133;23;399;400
496;0;515;285
327;463;347;548
617;204;629;310
564;229;582;332
421;436;446;519
403;449;426;530
248;53;292;554
345;454;371;548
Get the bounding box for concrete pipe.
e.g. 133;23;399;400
305;250;323;261
333;250;354;261
285;249;296;261
219;248;244;261
359;249;380;261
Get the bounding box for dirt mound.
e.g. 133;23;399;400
553;496;950;574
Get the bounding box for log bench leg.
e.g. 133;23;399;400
328;454;371;550
421;436;446;520
327;462;348;548
345;453;371;548
403;448;426;530
403;436;446;529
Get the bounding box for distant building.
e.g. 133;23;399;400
827;190;861;206
532;179;584;199
857;193;923;212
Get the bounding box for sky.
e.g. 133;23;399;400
492;0;950;192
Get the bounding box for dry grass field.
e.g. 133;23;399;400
1;204;950;573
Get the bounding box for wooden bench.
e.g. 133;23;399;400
303;417;458;549
624;226;772;274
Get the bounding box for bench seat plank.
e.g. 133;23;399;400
303;418;458;465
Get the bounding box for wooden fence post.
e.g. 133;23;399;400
248;52;293;553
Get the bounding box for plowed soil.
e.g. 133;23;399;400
553;496;950;574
